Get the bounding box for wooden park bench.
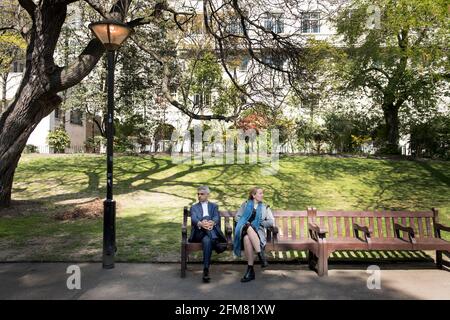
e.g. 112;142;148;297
181;206;450;278
309;207;450;276
180;206;325;277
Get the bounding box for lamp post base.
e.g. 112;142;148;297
103;199;116;269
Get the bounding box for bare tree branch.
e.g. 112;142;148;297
51;38;105;92
0;26;17;33
51;0;134;92
127;2;195;30
84;0;110;19
131;36;237;122
18;0;36;18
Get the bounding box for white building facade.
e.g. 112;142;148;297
1;0;447;155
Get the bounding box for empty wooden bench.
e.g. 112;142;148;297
264;209;326;276
309;207;450;276
181;207;234;278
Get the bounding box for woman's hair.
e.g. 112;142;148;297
248;187;263;200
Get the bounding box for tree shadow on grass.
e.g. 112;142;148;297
12;156;316;214
415;160;450;187
302;157;450;211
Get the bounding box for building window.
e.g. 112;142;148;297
262;55;284;69
12;61;25;73
54;107;61;119
70;110;83;125
263;13;284;34
240;56;250;71
226;17;243;34
302;95;320;112
193;93;201;106
193;93;211;108
301;12;320;34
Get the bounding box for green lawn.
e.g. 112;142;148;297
0;154;449;262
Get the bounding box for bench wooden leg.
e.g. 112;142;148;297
321;254;329;276
181;244;187;278
317;245;329;277
436;250;443;269
307;250;316;271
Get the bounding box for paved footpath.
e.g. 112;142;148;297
0;262;449;300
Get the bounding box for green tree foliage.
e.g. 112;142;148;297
332;0;449;153
189;51;223;102
409;115;450;159
0;31;26;114
47;128;70;153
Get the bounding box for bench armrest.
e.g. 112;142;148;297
435;223;450;239
271;225;279;235
436;223;450;232
308;222;327;241
181;225;187;242
394;223;416;244
353;223;372;245
308;222;327;234
225;220;233;243
267;225;279;243
182;206;188;242
353;223;372;235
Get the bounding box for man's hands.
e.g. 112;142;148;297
198;220;215;230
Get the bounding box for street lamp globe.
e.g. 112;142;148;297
89;19;133;51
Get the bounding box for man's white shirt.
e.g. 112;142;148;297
201;201;209;217
197;201;210;229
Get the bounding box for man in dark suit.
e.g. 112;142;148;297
189;185;227;283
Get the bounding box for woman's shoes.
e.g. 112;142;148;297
240;265;255;282
258;250;269;268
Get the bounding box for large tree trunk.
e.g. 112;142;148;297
0;3;67;207
382;103;400;154
0;1;107;207
1;73;7;115
0;93;62;206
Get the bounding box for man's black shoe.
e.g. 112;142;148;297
202;268;210;283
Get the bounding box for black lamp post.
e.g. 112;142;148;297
89;19;133;269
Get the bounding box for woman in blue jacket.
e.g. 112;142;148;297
233;187;274;282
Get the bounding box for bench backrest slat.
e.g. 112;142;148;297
299;216;305;238
327;217;334;238
336;217;342;237
344;217;351;237
377;217;383;238
291;217;297;240
409;217;415;234
425;217;432;237
401;217;407;227
385;217;393;238
369;217;375;232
